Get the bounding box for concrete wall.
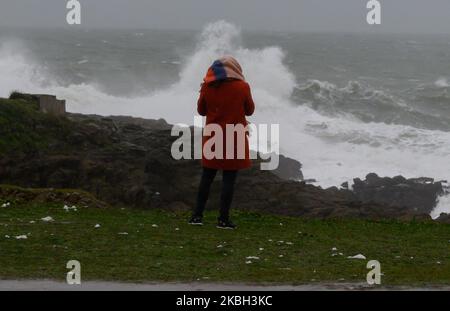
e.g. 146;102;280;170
37;95;66;116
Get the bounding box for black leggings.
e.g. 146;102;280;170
193;167;238;221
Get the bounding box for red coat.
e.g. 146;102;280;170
197;79;255;171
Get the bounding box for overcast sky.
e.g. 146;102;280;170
1;0;450;34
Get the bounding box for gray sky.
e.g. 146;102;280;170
1;0;450;34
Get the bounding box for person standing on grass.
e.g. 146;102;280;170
189;56;255;229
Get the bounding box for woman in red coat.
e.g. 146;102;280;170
189;56;255;229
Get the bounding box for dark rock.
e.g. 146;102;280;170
392;175;407;184
351;173;444;214
365;172;380;185
436;213;450;224
353;178;364;189
270;154;303;181
326;186;340;192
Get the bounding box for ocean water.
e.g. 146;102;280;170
0;21;449;215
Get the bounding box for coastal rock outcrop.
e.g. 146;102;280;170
352;173;444;215
0;93;445;221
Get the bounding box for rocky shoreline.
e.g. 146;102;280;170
0;93;448;222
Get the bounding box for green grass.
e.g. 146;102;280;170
0;96;71;155
0;200;450;286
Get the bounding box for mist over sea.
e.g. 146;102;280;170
0;21;449;214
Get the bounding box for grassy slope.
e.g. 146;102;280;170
1;200;449;286
0;97;71;155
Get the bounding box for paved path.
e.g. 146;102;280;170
1;280;449;291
